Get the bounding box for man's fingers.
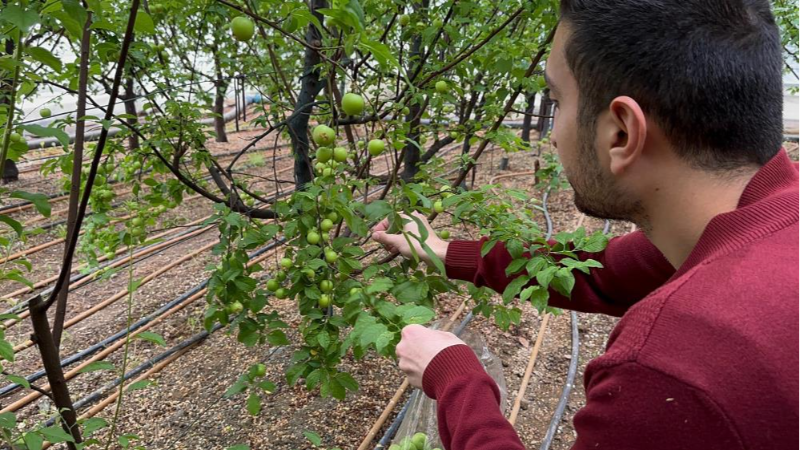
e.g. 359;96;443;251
373;231;404;252
372;218;390;233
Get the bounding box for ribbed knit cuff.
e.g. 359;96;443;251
445;240;483;282
422;344;486;400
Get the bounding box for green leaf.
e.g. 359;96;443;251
535;266;557;289
316;332;330;349
26;47;62;72
359;323;388;348
401;306;434;324
304;430;322;447
10;191;51;217
358;38;398;69
78;360;115;373
224;378;248;398
481;239;498;257
20;124;69;148
134;12;155;34
135;331;166;347
0;5;40;32
551;268;576;297
328;377;346;400
267;329;290;346
336;372;359;391
0;411;15;428
48;11;82;39
125;379;153;392
38;425;75;443
392;280;428;303
226;445;250;450
23;432;43;450
365;277;393;294
246;392;261;415
502;275;530;304
364;200;392;221
375;331;394;354
0;214;23;236
81;417;109;436
505;258;527;276
583;232;609;252
5;373;29;389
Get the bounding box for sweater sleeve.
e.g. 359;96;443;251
572;362;742;450
422;345;525;450
445;231;675;317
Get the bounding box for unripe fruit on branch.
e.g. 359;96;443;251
266;279;280;292
333;146;348;163
280;257;293;269
227;301;244;314
40;108;51;118
320;280;333;292
326;211;340;223
320;219;334;232
435;80;449;94
255;363;267;377
438;230;450;239
434;200;444;213
312;125;336;146
316;146;333;163
368;139;385;157
319;294;331;308
325;249;339;264
341;93;365;116
398;14;410;26
231;16;255;42
307;231;321;245
275;288;288;299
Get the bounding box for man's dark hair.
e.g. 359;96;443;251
560;0;784;170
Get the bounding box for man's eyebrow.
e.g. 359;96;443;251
543;68;560;96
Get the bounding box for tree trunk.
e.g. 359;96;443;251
123;76;139;150
521;92;536;143
53;12;92;349
287;0;327;190
213;38;228;143
1;12;18;183
30;297;83;448
536;88;552;136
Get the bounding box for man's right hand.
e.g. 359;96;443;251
371;211;449;266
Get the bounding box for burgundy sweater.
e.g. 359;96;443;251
423;150;799;450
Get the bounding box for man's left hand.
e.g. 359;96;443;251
396;324;467;388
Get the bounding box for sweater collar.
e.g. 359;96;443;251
671;149;799;280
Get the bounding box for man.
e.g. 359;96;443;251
371;1;798;449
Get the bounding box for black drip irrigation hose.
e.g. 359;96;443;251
0;240;284;398
539;219;611;450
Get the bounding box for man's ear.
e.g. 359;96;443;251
600;96;647;176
